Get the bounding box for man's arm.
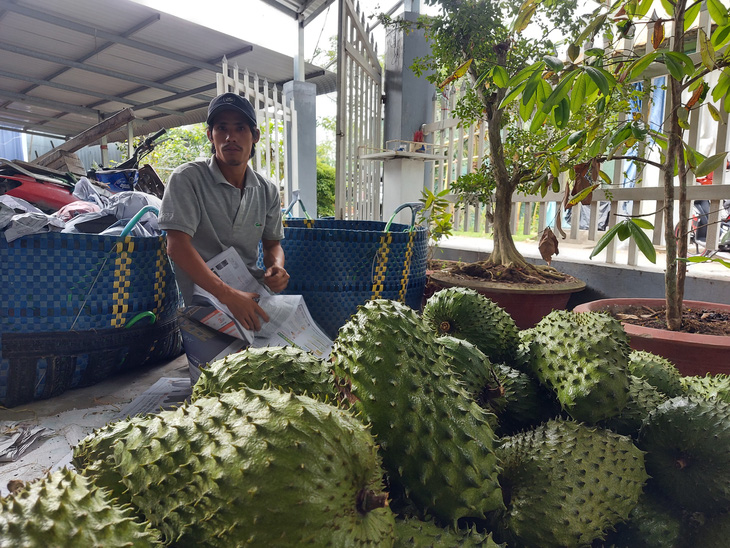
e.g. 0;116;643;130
166;229;269;331
261;238;289;293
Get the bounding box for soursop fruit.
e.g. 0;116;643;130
528;310;631;423
191;345;335;401
601;375;669;437
332;299;504;523
681;373;730;403
74;388;395;547
628;350;685;397
0;468;162;547
393;517;502;547
491;363;562;435
436;336;497;406
638;396;730;513
605;492;683;548
493;419;648;548
422;287;519;364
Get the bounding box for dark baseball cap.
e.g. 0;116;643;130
206;92;257;127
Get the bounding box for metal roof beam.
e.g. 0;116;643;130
258;0;299;19
0;68;183;116
0;0;225;73
0;89;98;115
0;123;69;139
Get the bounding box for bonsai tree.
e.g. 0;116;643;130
390;0;584;282
507;0;730;329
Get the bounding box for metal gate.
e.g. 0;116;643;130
216;57;295;199
335;0;383;220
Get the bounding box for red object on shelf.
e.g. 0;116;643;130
1;174;75;212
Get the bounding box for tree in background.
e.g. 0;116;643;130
317;161;336;217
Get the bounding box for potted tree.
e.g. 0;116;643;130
391;0;588;327
508;0;730;371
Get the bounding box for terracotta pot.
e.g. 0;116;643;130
573;298;730;376
427;270;586;329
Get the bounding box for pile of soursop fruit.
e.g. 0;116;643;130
3;287;730;547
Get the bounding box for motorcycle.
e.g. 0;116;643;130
675;198;730;255
87;129;167;199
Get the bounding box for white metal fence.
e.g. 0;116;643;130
216;57;294;199
335;0;383;220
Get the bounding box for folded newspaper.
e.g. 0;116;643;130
188;247;333;359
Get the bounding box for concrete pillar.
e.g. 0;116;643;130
284;80;317;218
382;8;435;224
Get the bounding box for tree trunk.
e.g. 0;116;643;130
664;0;686;331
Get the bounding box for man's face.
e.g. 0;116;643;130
207;110;259;167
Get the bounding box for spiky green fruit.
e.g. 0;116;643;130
75;388;394;547
422;287;518;364
529;310;631;423
436;336;496;403
681;374;730;403
0;468;161;547
606;492;683;548
494;419;648;548
601;375;669;437
191;345;335;401
393;517;502;547
690;511;730;548
332;299;504;522
492;363;562;435
638;396;730;513
628;350;685;397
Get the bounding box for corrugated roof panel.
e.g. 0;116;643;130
0;0;337;141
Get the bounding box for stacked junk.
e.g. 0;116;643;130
0;111;182;408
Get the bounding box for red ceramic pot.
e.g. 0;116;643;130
573;298;730;376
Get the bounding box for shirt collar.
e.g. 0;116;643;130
206;155;260;189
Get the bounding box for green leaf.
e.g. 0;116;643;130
708;102;723;122
570;73;587;114
499;81;527;110
512;0;538;32
506;62;543;88
568;183;598;206
617;222;631;240
596;95;606;114
576;13;607;46
635;0;654;18
699;28;716;71
598;169;612;186
551;133;571;151
711;25;730;49
541;70;579;113
584;66;614;96
523;69;543;106
492;65;509;88
568;129;587;146
680;256;730;268
530;108;549;132
567;43;580;62
610;123;633;147
660;0;674;16
627;220;657;263
628;51;661;81
553;97;571;129
708;0;730;26
712;68;730;103
590;223;622;259
552;177;561;193
544;55;564;72
520;87;537;121
664;51;695;80
678;107;690;130
695;151;728;176
632;218;654;230
685;1;701;31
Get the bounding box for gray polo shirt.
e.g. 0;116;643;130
159;156;284;304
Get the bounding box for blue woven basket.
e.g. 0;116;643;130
260;214;428;339
0;231;183;407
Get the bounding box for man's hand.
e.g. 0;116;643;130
263;265;290;293
223;290;269;331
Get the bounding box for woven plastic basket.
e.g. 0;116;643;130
262;205;428;338
0;230;183;407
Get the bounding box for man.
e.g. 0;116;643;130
159;92;289;331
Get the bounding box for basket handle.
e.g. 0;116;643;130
282;190;312;220
120;205;159;237
384;202;424;232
